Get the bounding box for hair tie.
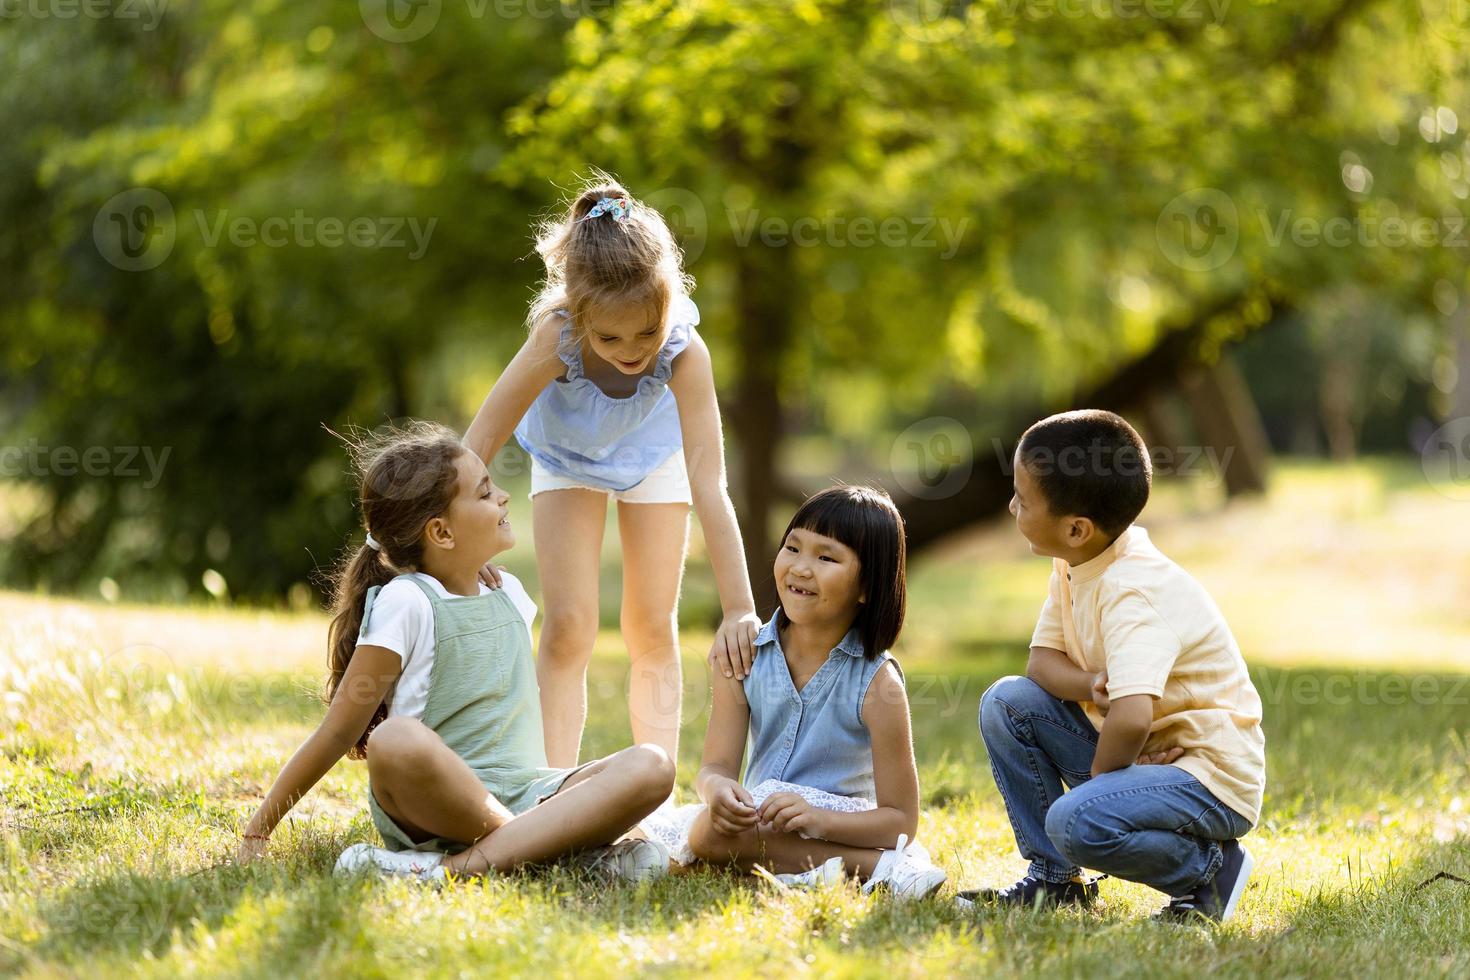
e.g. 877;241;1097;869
365;531;382;552
581;197;631;223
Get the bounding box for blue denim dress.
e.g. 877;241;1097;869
741;616;902;802
513;295;699;492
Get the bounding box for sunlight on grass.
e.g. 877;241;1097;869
2;461;1468;976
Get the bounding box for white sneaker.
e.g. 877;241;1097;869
771;855;847;889
334;843;447;885
862;835;947;901
569;838;670;883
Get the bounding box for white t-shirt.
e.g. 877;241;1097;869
358;571;538;721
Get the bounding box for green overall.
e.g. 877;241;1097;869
364;574;575;853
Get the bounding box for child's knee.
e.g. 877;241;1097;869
365;715;435;783
979;674;1038;739
1045;791;1122;866
687;812;745;864
621;743;676;803
539;606;599;658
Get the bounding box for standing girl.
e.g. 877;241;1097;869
237;423;674;881
679;486;947;898
465;176;759;767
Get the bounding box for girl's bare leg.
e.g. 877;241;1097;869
367;715;515;844
443;744;675;875
532;488;609;768
368;718;675;876
686;808;885;878
616;501;689;762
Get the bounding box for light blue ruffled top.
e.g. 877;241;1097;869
514;295;699;492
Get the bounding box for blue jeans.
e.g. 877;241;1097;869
978;675;1252;897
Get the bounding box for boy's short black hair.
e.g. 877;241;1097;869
777;485;906;658
1018;410;1151;538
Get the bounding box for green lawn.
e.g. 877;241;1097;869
2;460;1468;977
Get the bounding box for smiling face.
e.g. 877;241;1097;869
585;303;667;375
437;450;514;562
773;526;865;630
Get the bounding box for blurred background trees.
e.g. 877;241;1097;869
1;0;1465;608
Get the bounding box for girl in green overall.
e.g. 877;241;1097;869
237;422;675;882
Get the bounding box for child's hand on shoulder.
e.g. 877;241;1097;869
708;778;757;835
709;610;761;680
757;793;827;840
477;561;506;590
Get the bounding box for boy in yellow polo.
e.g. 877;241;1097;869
964;410;1265;922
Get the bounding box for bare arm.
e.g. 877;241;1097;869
668;335;760;677
1090;693;1155;777
816;663;919;848
695;668;758;834
462;314;566;467
238;645;402;855
1027;645;1099;703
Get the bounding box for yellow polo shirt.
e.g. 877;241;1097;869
1030;526;1266;825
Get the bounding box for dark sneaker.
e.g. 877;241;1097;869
955;874;1100;911
1153;839;1254;924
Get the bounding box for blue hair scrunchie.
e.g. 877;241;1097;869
582;196;631;222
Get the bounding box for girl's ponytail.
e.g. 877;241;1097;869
326;541;399;759
323;421;465;758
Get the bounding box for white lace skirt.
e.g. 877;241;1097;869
639;779;875;866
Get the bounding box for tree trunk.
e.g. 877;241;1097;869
732;243;796;617
1178;353;1272;495
894;287;1290;553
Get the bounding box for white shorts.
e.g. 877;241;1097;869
528;452;692;505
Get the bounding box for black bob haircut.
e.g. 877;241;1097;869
1018;409;1152;539
775;485;907;659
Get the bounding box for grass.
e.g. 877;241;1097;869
2;459;1468;977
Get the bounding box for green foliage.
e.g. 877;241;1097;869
2;1;1466;598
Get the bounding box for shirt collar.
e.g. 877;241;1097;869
1068;524;1138;585
756;616;867;658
